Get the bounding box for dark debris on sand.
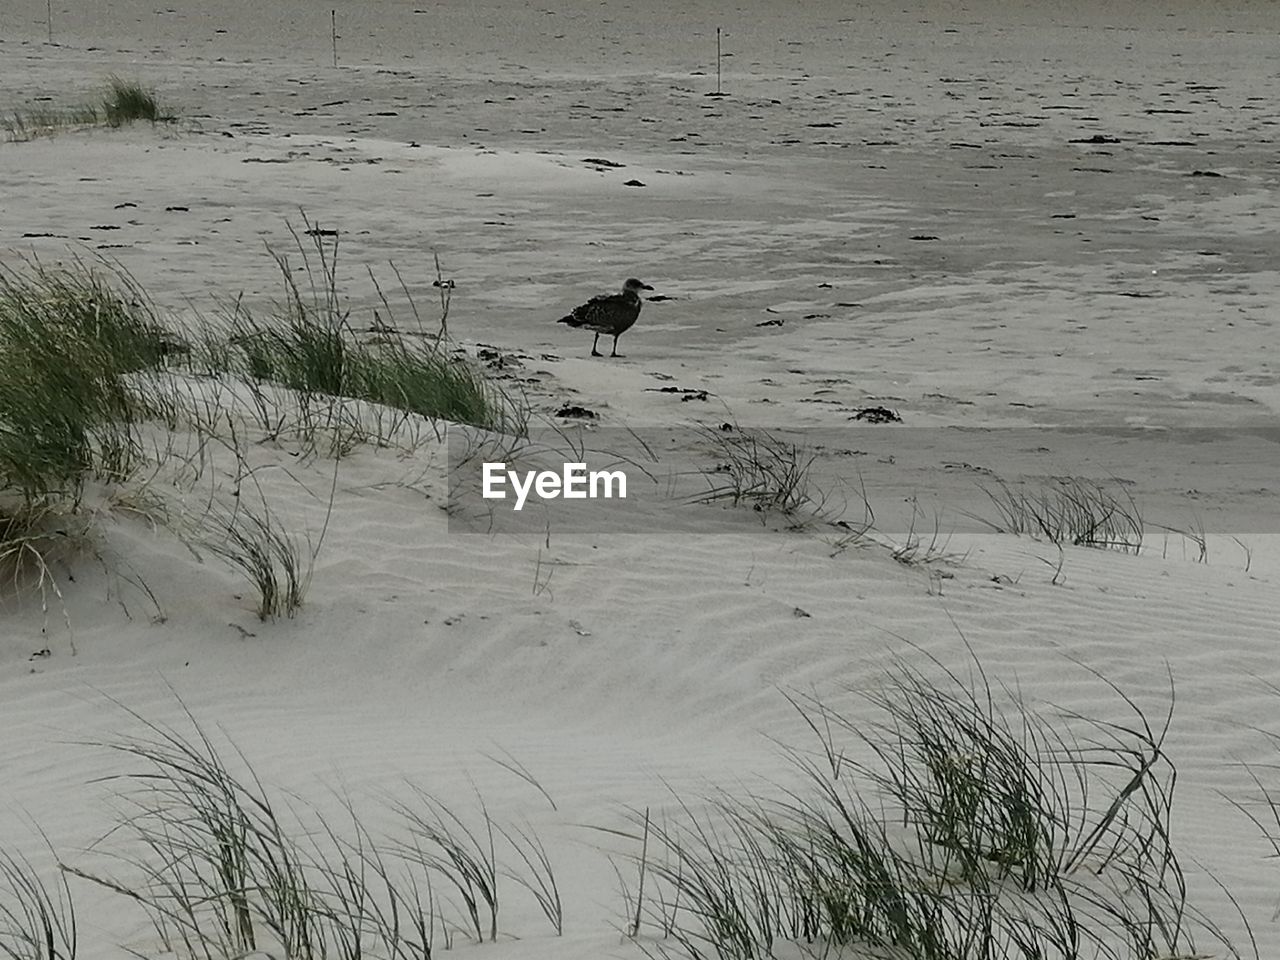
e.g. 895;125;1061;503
647;386;709;402
851;406;902;424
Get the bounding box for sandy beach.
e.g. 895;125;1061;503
2;2;1279;958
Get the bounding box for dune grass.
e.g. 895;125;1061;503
62;704;560;959
101;77;162;126
0;232;519;626
1;104;101;141
3;79;170;141
0;841;76;960
609;656;1247;960
693;425;818;520
204;221;520;438
222;312;504;437
0;256;183;632
0;256;172;507
201;500;310;621
1;660;1263;959
975;477;1144;553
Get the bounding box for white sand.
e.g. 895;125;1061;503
2;1;1279;957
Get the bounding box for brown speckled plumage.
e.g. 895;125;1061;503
557;278;654;357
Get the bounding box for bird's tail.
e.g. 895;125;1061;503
557;314;584;327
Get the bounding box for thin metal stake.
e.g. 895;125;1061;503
716;26;722;94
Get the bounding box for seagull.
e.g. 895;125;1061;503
556;278;654;357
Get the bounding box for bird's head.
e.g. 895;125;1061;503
623;278;654;295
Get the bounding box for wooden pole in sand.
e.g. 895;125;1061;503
46;0;53;44
331;9;338;67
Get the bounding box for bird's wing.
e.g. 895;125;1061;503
571;293;615;318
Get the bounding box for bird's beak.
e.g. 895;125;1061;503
641;283;654;290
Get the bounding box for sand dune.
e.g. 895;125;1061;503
2;2;1279;958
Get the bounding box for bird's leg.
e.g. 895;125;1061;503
610;334;623;358
591;332;602;357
